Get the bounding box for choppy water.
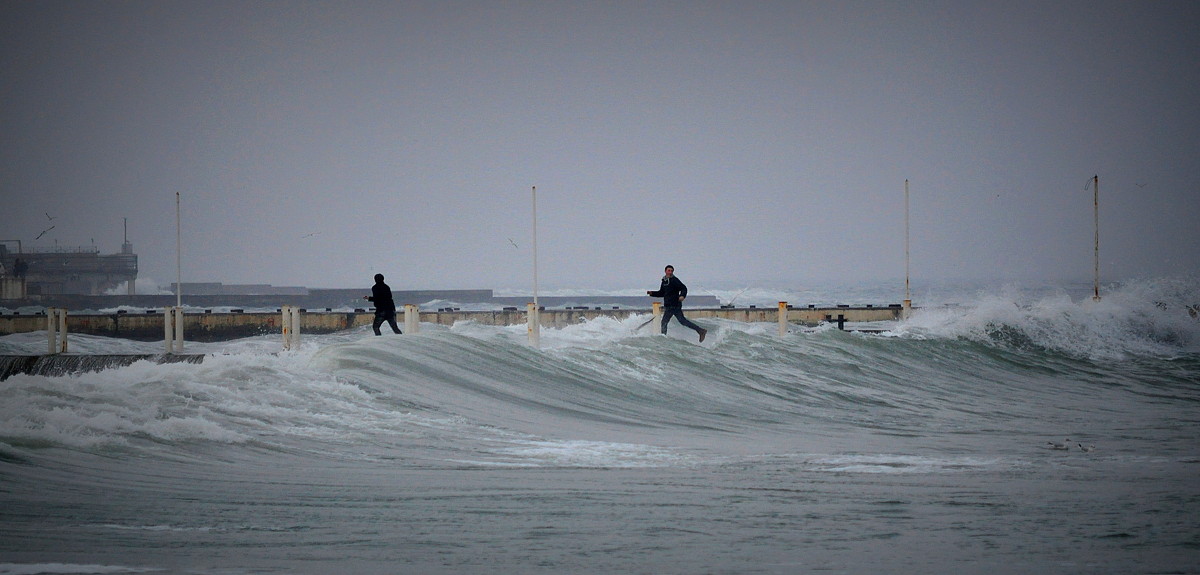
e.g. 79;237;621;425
1;279;1198;574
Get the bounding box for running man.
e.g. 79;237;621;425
647;265;707;342
363;273;402;335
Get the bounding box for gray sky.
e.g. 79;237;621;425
3;1;1197;291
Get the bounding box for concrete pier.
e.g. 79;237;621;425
0;305;905;342
0;304;905;380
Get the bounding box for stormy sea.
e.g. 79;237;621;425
1;278;1197;574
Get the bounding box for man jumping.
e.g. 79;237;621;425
647;265;707;342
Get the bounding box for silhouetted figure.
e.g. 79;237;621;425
12;258;28;279
363;273;402;335
647;265;707;342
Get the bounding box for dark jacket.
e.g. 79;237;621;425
368;281;396;312
649;275;687;308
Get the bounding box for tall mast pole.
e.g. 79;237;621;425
904;179;911;307
1092;175;1100;301
176;191;182;309
532;186;539;308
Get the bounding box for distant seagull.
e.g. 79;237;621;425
508;238;519;249
1048;438;1070;450
45;212;56;220
35;225;55;240
1078;443;1096;453
1135;183;1147;188
301;232;321;238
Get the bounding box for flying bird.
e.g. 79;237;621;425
301;232;321;238
35;225;55;240
508;238;519;249
45;212;56;220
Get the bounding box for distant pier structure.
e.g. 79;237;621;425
0;239;138;297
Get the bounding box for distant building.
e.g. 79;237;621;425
0;242;137;296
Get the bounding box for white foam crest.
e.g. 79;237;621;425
808;453;1000;474
445;312;771;351
479;439;695;468
0;337;443;450
890;277;1200;359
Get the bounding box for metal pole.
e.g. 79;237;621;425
176;191;182;309
1093;175;1100;301
904;179;911;305
529;186;540;347
532;186;539;308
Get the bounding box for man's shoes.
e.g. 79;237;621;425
698;328;707;343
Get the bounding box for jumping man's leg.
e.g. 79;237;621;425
386;310;402;334
675;313;707;342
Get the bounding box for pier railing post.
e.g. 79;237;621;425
47;309;56;354
778;302;788;337
651;302;662;334
527;302;540;347
282;305;301;351
165;306;184;354
404;304;420;334
164;307;173;354
291;306;301;348
174;307;184;353
47;308;67;354
281;306;290;350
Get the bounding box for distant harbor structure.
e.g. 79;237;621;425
1;239;137;297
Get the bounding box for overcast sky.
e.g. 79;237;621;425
3;1;1197;291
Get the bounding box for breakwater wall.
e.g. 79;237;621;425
0;305;905;342
1;304;906;380
0;289;497;311
1;290;722;311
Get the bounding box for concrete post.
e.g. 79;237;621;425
281;305;291;350
164;307;173;354
174;307;184;353
527;302;540;347
282;305;301;351
47;308;67;354
778;302;788;337
291;306;300;348
165;307;184;354
404;304;420;334
47;310;55;354
902;299;912;321
58;309;67;353
652;302;662;333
